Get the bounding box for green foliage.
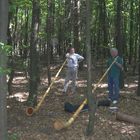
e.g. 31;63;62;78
0;42;12;55
8;133;19;140
8;0;140;62
15;59;28;70
10;0;32;9
0;67;11;75
0;42;12;75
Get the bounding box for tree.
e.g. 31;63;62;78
0;0;8;139
128;0;134;64
137;1;140;96
27;0;40;106
115;0;124;89
73;0;80;52
85;0;96;136
137;46;140;96
64;0;72;51
45;0;55;85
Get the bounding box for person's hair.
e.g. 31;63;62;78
110;48;118;53
67;47;75;53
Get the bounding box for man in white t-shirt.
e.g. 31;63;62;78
63;47;84;94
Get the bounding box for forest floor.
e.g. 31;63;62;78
7;61;140;140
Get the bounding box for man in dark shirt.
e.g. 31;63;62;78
107;48;123;106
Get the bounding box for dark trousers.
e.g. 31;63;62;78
108;76;120;101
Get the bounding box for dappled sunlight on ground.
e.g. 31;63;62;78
93;83;108;88
13;76;25;81
127;83;138;89
8;92;29;102
77;80;87;87
120;125;136;134
54;78;65;83
98;115;137;135
7;66;140;140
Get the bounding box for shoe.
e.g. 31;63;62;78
112;100;118;104
108;98;112;102
109;100;118;111
109;106;118;110
62;90;67;94
71;90;76;94
109;106;118;113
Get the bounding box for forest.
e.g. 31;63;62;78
0;0;140;139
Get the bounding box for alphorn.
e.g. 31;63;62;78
54;56;119;130
26;60;67;116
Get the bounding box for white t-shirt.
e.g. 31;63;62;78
66;53;84;68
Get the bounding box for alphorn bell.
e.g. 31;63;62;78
54;57;119;130
26;60;67;116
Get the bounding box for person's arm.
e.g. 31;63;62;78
115;62;122;68
66;53;70;58
107;59;109;68
115;57;123;70
76;54;84;62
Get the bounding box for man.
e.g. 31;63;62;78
63;47;84;94
107;48;123;108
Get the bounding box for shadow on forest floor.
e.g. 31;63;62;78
7;63;140;140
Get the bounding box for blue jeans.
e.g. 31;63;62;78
108;76;120;101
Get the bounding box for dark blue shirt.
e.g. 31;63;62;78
107;56;123;78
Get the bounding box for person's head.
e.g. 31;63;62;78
69;47;75;54
110;48;118;57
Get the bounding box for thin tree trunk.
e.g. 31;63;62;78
102;0;109;57
137;0;140;96
57;0;63;56
115;0;124;89
64;0;72;51
13;7;18;55
0;0;8;139
137;48;140;96
132;17;138;75
73;0;80;52
85;0;96;136
23;9;29;59
28;0;40;106
128;0;134;64
46;0;54;85
7;7;14;95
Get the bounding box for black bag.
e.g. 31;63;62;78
64;99;111;113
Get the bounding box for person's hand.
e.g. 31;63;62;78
66;53;70;58
115;61;123;69
115;61;119;65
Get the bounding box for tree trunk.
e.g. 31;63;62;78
137;1;140;96
73;0;80;52
7;7;14;95
28;0;40;106
64;0;72;51
23;9;29;60
132;14;138;75
85;0;96;136
13;7;18;55
115;0;124;89
7;57;14;95
0;0;8;139
57;0;63;56
45;0;54;85
102;0;109;58
137;54;140;96
128;0;134;64
116;112;140;125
